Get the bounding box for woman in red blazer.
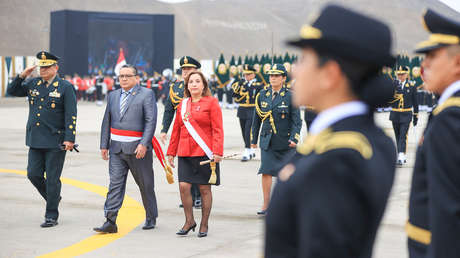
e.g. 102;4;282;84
167;71;223;238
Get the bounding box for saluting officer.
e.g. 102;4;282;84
251;63;302;215
407;9;460;258
265;5;397;257
159;56;202;208
232;64;263;161
7;51;77;228
389;65;419;166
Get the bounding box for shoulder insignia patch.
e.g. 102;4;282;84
297;129;373;159
433;97;460;116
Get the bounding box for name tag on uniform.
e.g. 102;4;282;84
49;90;61;98
278;104;288;108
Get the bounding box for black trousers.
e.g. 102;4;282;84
217;88;224;102
239;118;252;148
225;88;233;105
27;148;67;220
392;121;410;153
96;86;103;101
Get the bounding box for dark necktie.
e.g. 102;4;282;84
272;91;278;101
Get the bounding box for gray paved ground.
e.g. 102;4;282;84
0;97;427;258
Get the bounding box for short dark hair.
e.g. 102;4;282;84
184;71;212;97
120;64;138;75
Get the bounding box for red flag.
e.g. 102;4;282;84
114;48;127;76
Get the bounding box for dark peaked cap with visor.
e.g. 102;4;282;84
415;9;460;54
287;5;395;67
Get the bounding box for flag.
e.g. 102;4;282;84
114;48;126;76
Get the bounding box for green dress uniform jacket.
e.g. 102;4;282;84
161;80;184;133
7;75;77;148
251;85;301;151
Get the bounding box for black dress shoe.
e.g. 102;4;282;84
257;210;267;215
194;199;202;209
197;232;208;238
93;221;118;233
142;219;156;230
179;203;184;208
40;218;58;228
241;156;249;162
176;223;197;235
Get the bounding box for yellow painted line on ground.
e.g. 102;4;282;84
0;168;145;258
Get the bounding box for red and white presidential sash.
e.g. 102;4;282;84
181;98;213;159
110;128;143;142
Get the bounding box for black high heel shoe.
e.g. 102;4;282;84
176;223;197;235
197;231;208;238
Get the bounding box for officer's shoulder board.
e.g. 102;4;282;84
432;97;460;116
297;128;373;159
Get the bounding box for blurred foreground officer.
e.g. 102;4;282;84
232;64;263;161
7;51;77;227
95;64;158;233
251;64;302;215
389;65;418;166
407;9;460;258
159;56;202;208
265;5;397;257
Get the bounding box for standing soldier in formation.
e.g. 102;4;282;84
407;9;460;258
95;70;104;106
160;56;202;208
232;64;263;161
7;51;77;227
265;5;397;257
251;63;301;215
389;65;418;166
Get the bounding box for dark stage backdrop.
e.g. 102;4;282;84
50;10;174;76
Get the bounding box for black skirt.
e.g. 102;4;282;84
258;148;296;176
178;156;221;186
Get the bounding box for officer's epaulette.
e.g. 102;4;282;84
297;128;373;159
432;97;460;116
263;85;270;90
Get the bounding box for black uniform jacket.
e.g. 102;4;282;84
265;114;396;258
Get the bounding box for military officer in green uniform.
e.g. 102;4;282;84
232;64;264;161
7;51;77;227
389;65;418;166
251;63;301;215
159;56;202;208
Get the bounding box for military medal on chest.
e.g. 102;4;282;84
49;89;61;98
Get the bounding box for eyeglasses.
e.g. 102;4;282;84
118;74;136;79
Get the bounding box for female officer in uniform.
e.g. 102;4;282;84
264;5;397;257
251;64;302;215
167;71;223;238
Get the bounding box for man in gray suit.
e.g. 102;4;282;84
94;64;158;233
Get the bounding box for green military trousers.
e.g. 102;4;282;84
27;148;66;220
